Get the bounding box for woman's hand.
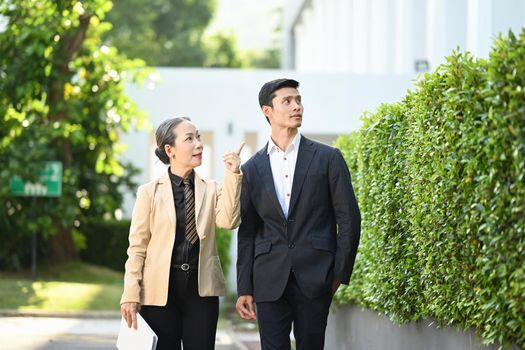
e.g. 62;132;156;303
120;302;141;329
223;142;245;174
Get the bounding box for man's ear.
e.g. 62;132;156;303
262;105;272;118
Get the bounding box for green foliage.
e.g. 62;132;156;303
241;5;282;69
79;220;233;282
103;0;279;69
216;227;232;279
334;29;525;348
242;48;281;69
105;0;215;67
79;219;130;271
0;0;149;268
204;31;244;68
104;0;241;68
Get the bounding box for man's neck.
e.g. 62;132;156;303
271;127;298;151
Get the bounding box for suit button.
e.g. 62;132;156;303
288;242;295;249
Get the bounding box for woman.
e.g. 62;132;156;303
120;117;243;349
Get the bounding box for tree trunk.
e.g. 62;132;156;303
46;13;91;262
48;224;78;262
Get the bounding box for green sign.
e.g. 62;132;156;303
10;161;63;197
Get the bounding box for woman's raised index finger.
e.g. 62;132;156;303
235;142;245;155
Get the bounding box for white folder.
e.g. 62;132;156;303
116;313;158;350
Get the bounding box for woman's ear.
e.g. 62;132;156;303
164;144;173;159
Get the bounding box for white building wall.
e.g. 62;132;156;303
284;0;525;73
120;68;414;218
350;0;369;72
369;0;390;74
120;68;414;291
467;0;493;58
492;0;525;37
336;0;352;71
394;0;414;74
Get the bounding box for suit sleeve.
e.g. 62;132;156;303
236;165;260;296
215;169;243;229
329;148;361;284
120;185;152;304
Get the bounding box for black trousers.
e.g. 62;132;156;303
140;269;219;350
256;272;333;350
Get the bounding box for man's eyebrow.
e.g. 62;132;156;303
281;94;301;100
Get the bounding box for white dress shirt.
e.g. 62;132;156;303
267;133;301;218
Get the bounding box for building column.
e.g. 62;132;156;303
369;0;391;74
350;0;369;72
337;0;352;72
394;0;415;74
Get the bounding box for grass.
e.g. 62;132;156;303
0;261;123;311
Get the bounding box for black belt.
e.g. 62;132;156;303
173;263;198;271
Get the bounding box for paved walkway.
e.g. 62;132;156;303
0;311;261;350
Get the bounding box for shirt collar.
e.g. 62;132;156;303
267;132;301;155
168;168;194;187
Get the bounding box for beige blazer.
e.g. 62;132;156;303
120;169;242;306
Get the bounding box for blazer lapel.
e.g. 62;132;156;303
288;136;316;217
254;145;286;220
157;173;176;228
194;172;206;224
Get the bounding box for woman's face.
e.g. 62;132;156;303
165;121;203;173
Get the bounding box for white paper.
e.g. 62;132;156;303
116;313;158;350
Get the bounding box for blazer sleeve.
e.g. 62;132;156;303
120;185;152;304
236;166;261;296
215;169;243;229
329;148;361;284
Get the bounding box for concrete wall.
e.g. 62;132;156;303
325;304;521;350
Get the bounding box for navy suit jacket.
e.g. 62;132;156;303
237;135;361;302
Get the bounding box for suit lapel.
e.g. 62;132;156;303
194;172;206;226
254;145;286;220
288;136;316;217
157;173;176;227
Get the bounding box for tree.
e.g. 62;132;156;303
103;0;283;69
242;48;281;69
0;0;149;268
104;0;219;67
204;31;244;68
240;5;282;69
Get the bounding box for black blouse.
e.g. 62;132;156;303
168;168;200;269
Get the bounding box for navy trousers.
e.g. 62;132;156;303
256;272;333;350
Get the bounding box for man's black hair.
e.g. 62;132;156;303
258;78;300;108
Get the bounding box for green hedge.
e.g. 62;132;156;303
79;219;130;272
79;220;233;279
334;29;525;348
215;227;232;279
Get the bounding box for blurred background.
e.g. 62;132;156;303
1;0;524;349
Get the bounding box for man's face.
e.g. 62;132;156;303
264;87;303;129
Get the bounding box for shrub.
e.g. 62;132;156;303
80;220;233;281
334;29;525;348
79;219;130;272
216;227;232;279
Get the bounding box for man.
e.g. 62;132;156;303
236;78;361;349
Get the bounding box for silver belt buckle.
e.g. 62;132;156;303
181;263;190;271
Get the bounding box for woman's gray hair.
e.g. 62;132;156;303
154;117;191;164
